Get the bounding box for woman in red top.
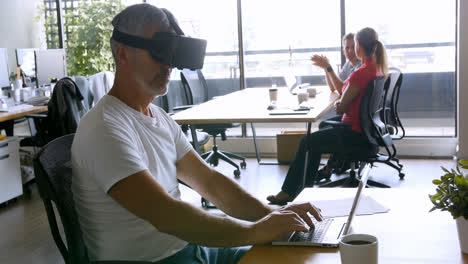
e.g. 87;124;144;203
268;27;388;205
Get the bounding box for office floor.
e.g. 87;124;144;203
0;157;457;264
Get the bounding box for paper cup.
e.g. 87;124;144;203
297;92;308;104
269;88;278;102
307;87;317;97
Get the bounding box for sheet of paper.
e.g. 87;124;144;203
312;195;389;218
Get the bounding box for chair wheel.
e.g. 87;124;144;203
201;198;216;209
240;161;247;169
399;172;405;179
23;189;32;200
210;159;218;167
234;169;241;178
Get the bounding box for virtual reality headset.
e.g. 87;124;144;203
111;8;207;70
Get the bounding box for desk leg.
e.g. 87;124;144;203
189;125;201;155
251;123;261;163
301;122;313;189
254;123;281;165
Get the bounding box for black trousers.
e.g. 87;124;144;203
281;126;367;198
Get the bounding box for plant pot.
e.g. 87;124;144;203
456;217;468;254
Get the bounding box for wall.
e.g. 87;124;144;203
458;0;468;159
0;0;46;75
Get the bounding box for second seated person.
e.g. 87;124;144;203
267;27;389;205
311;33;362;180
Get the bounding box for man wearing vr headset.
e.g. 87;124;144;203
71;4;322;263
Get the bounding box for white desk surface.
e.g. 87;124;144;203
239;188;468;264
172;86;340;124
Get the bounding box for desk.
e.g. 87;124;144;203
172;87;339;162
0;105;48;123
239;188;468;264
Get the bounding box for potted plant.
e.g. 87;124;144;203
429;160;468;254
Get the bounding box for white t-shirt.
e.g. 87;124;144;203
338;60;362;82
71;95;192;262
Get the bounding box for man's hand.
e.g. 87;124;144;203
250;202;323;244
251;210;309;244
311;55;331;70
281;202;323;228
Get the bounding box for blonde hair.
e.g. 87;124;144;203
356;27;388;77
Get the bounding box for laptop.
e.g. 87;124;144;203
284;74;310;95
272;164;371;247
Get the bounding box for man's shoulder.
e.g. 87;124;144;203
75;97;133;142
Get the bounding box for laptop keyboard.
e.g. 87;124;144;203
291;218;333;243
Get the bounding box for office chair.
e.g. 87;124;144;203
152;94;210;153
33;134;151;264
379;70;405;177
383;70;405;139
318;76;401;188
180;69;246;178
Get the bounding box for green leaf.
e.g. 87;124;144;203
459;160;468;166
433;179;442;185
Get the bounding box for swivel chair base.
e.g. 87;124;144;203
319;163;391;188
201;137;246;178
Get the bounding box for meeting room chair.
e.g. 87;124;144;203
33;134;151;264
379;70;405;177
180;69;246;178
384;70;405;140
317;76;402;188
152;94;210;153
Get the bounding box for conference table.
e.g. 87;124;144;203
172;86;339;125
171;86;340;162
239;188;468;264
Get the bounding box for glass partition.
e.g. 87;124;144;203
346;0;456;136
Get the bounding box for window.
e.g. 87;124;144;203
148;0;240;83
346;0;456;136
43;0;457;139
242;0;341;136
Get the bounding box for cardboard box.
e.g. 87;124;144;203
276;131;307;164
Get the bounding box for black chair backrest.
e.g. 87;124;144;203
152;95;169;113
33;134;89;264
359;76;393;149
384;71;405;137
180;69;209;105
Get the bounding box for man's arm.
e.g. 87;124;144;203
108;166;313;247
311;55;344;94
176;150;271;222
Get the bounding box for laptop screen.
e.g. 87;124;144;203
284;74;296;89
341;164;371;235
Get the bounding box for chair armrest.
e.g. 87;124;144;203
25;113;47;119
172;105;194;112
321;120;352;129
92;261;152;264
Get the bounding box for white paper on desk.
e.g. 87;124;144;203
312;195;389;218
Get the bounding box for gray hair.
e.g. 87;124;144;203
110;4;171;62
342;33;354;44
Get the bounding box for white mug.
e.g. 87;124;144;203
339;234;378;264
